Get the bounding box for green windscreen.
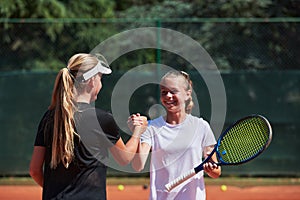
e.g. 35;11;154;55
0;71;298;176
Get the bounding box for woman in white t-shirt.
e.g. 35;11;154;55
129;70;221;200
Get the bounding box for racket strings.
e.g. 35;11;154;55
218;117;270;164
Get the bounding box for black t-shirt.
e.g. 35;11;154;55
34;103;120;200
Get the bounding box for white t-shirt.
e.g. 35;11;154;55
141;114;216;200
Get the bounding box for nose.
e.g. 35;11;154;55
166;91;173;98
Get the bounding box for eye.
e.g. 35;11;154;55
161;90;168;96
170;90;178;94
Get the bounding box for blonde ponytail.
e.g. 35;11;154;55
49;68;77;169
185;96;194;114
47;53;102;169
181;71;194;114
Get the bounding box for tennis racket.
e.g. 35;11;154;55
165;114;272;192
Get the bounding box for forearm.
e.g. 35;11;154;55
110;127;142;166
123;125;143;159
131;142;150;172
29;146;45;187
30;170;44;187
131;142;144;172
112;114;148;167
125;137;140;153
122;136;141;164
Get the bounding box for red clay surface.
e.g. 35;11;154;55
0;185;300;200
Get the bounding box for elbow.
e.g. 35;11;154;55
29;167;41;179
29;167;44;187
110;151;133;166
131;163;145;172
29;162;43;180
133;166;144;172
118;159;130;166
115;156;132;166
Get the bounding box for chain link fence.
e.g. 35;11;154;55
0;18;299;176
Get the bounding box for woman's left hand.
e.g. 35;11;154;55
127;113;148;134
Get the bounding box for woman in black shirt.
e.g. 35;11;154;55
29;53;146;200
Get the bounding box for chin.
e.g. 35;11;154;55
165;107;179;113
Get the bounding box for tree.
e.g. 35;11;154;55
117;0;300;70
0;0;299;71
0;0;115;71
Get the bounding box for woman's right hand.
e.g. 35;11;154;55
127;113;148;135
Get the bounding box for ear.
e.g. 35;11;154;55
87;77;95;87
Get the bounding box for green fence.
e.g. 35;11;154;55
0;71;299;176
1;18;299;71
0;18;299;176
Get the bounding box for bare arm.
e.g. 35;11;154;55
110;115;147;166
131;142;151;172
128;114;151;171
109;126;142;166
29;146;45;187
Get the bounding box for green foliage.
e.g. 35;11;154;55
118;0;193;18
195;0;273;17
0;0;116;71
63;0;115;18
0;0;299;71
117;0;300;70
114;0;164;11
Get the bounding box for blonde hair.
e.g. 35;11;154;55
48;53;100;169
161;70;194;114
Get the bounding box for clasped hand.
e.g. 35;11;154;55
127;113;148;136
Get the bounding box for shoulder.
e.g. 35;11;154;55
42;109;54;120
92;108;120;142
95;107;109;115
77;104;115;123
95;108;115;123
95;108;120;135
141;116;164;139
187;115;210;126
147;116;165;127
75;104;119;135
35;109;54;146
38;109;54;129
186;115;213;133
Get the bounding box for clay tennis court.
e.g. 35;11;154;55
1;183;300;200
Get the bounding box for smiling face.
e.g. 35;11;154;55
160;75;190;114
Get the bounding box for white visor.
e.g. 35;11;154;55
82;60;112;81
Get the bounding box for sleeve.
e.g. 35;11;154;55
96;110;121;145
201;120;217;149
140;120;152;146
34;111;49;146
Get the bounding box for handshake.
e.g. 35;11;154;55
127;113;148;137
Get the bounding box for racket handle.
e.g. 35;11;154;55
165;169;196;192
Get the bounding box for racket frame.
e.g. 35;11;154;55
215;115;272;166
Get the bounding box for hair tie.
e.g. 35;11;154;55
66;67;72;74
66;67;77;81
